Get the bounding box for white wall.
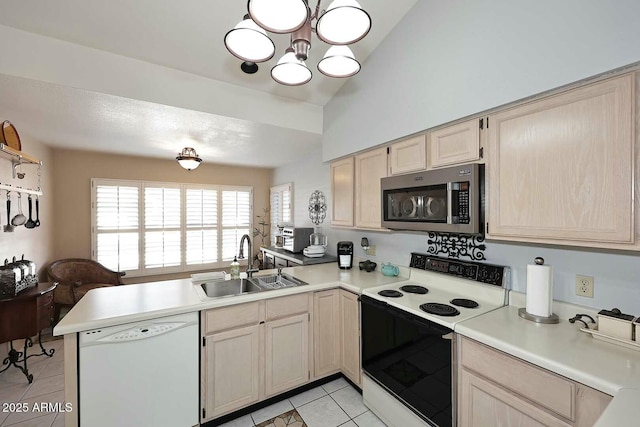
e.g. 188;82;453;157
323;0;640;161
274;150;640;315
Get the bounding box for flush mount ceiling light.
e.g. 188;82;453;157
225;0;371;85
176;147;202;171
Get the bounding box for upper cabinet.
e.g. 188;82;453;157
354;147;388;229
388;135;426;175
487;74;637;250
330;157;354;227
427;118;482;169
331;148;388;230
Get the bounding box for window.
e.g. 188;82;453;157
92;179;252;276
270;183;293;246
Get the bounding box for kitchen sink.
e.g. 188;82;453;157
199;273;308;299
200;278;262;298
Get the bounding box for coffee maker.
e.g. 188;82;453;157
337;241;354;269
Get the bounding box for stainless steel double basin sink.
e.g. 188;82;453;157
200;273;308;299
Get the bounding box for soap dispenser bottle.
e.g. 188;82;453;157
230;256;240;279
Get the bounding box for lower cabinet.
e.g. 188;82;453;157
201;295;310;422
339;290;361;386
458;336;611;427
312;289;361;386
313;290;341;377
265;313;309;397
203;324;261;418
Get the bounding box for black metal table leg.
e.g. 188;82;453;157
0;339;34;383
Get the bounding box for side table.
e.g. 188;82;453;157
0;282;57;383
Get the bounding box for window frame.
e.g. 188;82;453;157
91;178;253;278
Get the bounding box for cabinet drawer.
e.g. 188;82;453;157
460;337;575;420
204;302;260;334
37;304;54;330
266;294;308;321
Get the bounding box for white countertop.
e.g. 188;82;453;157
53;263;407;335
455;297;640;426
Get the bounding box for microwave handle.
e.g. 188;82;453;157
446;182;453;224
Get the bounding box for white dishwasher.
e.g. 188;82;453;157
79;312;199;427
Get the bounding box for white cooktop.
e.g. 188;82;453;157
363;269;508;329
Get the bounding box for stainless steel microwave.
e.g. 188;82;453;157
381;163;483;234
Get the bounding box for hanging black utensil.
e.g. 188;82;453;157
25;195;36;229
35;196;40;227
4;194;13;232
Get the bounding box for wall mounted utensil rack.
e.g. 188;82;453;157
0;143;43;195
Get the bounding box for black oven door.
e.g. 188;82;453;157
361;295;454;427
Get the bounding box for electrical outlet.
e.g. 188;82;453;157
364;245;376;256
575;275;594;298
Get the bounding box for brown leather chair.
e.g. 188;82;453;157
47;258;125;322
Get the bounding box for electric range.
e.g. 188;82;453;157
363;253;509;329
361;253;510;427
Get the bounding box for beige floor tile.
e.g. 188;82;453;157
22;375;64;400
321;378;349;394
288;386;327;408
353;411;387;427
50;414;65;427
37;362;63;380
330;386;367;418
0;362;47;390
296;395;349;427
4;413;56;427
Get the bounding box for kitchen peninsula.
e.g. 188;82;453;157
54;264;639;427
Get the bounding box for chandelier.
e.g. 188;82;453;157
224;0;371;86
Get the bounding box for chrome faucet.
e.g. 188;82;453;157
238;234;259;278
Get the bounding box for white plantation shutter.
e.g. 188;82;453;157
92;180;252;276
186;188;218;265
93;182;140;273
144;186;181;269
221;189;252;261
270;183;293;245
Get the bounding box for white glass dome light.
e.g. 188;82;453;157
176;147;203;171
271;48;312;86
224;15;275;63
317;46;361;78
316;0;372;45
248;0;310;34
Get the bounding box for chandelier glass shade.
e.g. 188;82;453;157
317;45;360;78
176;147;202;170
271;48;313;86
316;0;371;45
225;0;370;85
248;0;310;33
224;15;275;63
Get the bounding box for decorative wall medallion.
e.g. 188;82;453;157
308;190;327;225
426;232;486;261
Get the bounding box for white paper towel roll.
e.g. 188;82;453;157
525;260;553;317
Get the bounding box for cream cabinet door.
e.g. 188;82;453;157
427;118;481;169
339;290;361;386
265;313;309;397
313;289;341;377
203;324;260;420
389;135;427;175
459;369;571;427
331;157;355;227
355;147;388;229
488;74;634;248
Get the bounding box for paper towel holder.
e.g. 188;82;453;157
518;257;560;324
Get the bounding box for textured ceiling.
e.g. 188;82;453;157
0;0;417;166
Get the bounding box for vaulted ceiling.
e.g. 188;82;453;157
0;0;417;167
